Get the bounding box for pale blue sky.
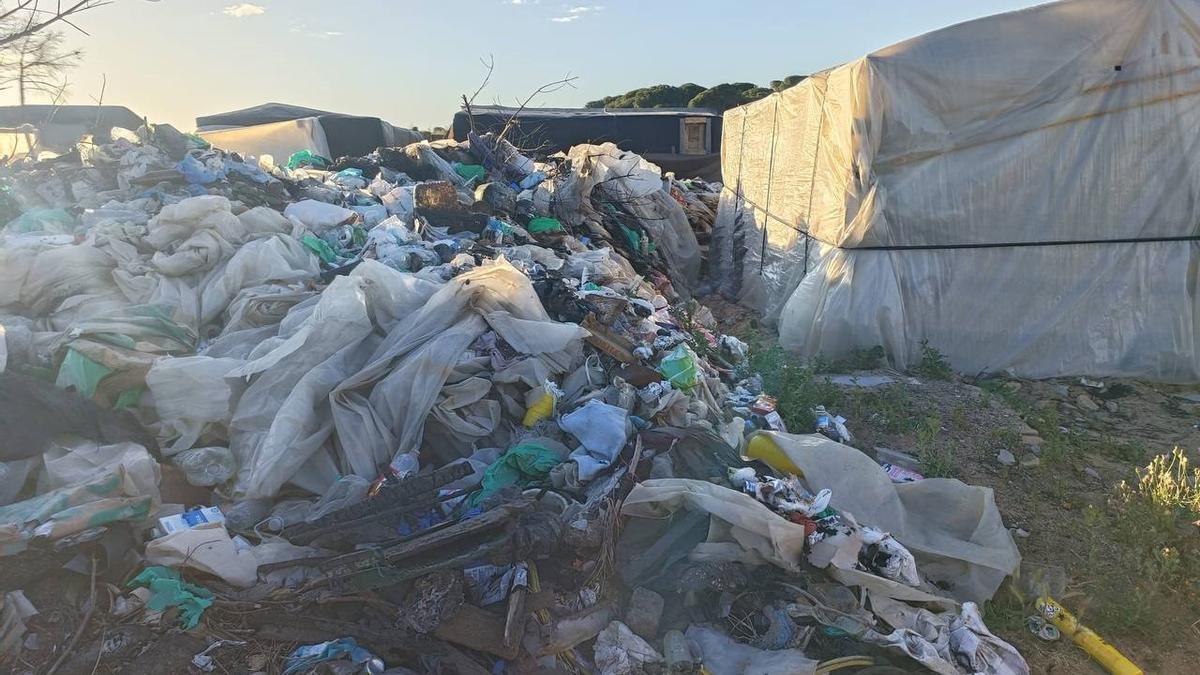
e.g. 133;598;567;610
18;0;1049;131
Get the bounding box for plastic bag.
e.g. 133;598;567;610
595;621;663;675
686;625;817;675
527;217;564;234
472;440;567;506
146;356;243;454
55;348;113;398
172;447;237;487
561;399;629;481
5;208;75;234
305;474;370;522
284;199;357;233
145;522;257;587
286;150;330;171
127;566;214;629
658;344;701;391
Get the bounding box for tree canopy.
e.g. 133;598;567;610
585;76;806;112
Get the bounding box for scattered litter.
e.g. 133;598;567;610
158;505;225;535
1025;615;1061;641
191;639;246;671
127;566;214;630
1036;597;1143;674
0;100;1032;675
284;638;384;675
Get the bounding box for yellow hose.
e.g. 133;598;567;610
815;655;875;673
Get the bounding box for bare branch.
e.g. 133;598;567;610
460;54;493;136
0;0;109;48
90;71;105;127
495;72;578;146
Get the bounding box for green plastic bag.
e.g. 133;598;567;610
5;207;75;234
471;442;563;506
658;344;701;391
454;163;487;182
286;149;331;171
128;566;214;629
114;386;146;411
55;348;113;398
527;217;564;234
301;233;338;264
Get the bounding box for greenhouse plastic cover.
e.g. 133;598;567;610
712;0;1200;379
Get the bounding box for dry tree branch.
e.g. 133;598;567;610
460;54;494;135
495;73;578;146
0;0;110;48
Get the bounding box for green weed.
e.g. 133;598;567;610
916;416;955;477
911;339;954;380
1079;448;1200;636
824;345;887;373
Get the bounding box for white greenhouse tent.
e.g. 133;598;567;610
712;0;1200;379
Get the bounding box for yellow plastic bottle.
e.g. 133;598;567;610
522;391;555;427
744;432;804;475
1035;597;1143;675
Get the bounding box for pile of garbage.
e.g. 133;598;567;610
0;124;1027;674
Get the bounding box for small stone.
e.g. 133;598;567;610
624;587;664;639
1052;384;1071;399
1017;421;1039;436
1085;467;1102;481
1035;399;1057;411
1028;444;1042;456
1010;527;1031;538
1076;393;1101;412
996;449;1017;466
1003;381;1022;394
1104;401;1119;414
1021;433;1044;447
247;655;269;672
1020;455;1041;468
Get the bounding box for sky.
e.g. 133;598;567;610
6;0;1051;131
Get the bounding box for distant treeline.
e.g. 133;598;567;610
585;76;807;112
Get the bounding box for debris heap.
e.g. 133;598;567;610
0;125;1026;674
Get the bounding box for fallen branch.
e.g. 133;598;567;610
46;554;97;675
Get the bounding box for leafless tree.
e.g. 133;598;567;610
0;1;112;49
0;26;80;104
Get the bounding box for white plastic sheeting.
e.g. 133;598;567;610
713;0;1200;379
193;257;589;499
623;432;1019;605
554;143;701;294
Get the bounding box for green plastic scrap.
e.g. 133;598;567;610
128;566;214;629
454;163;487;182
658;344;701;391
471;442;563;506
286;149;330;171
527;217;564;234
5;207;75;234
114;386;146;411
301;233;338;264
55;348;113;398
619;224;640;251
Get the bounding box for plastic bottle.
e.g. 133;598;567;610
522;380;560;427
1035;597;1143;675
814;405;832;432
744;432;804;476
